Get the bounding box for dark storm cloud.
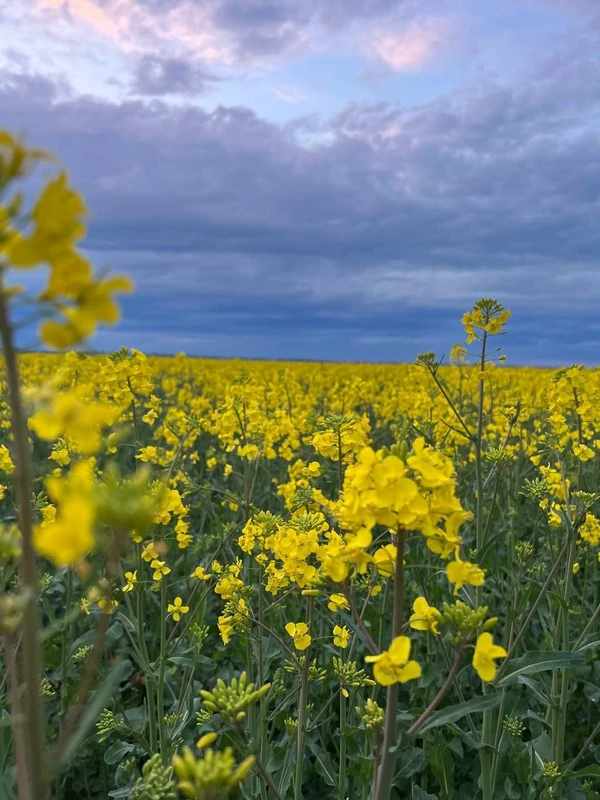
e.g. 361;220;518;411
132;56;217;96
1;21;600;361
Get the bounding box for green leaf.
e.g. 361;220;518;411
413;788;438;800
307;740;336;786
169;655;195;667
428;739;454;799
517;675;552;707
396;747;426;778
530;732;553;764
575;636;600;653
496;651;585;686
104;740;134;765
275;744;295;798
415;693;502;735
478;530;507;566
563;764;600;780
57;658;131;771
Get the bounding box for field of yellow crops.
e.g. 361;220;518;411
1;132;600;800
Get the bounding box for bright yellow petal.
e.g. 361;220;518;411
397;660;422;683
388;635;411;665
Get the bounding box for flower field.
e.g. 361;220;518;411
1;136;600;800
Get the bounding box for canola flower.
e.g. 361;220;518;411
332;624;350;648
168;596;190;622
285;621;312;651
472;633;508;682
409;596;442;635
365;636;422;687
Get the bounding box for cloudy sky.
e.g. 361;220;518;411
1;0;599;363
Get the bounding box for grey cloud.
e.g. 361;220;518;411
1;25;600;361
132;55;217;96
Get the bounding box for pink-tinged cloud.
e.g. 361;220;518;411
37;0;124;40
35;0;228;61
374;19;447;71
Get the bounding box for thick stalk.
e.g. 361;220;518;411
257;568;268;800
554;539;575;765
339;691;347;800
375;529;406;800
3;633;31;799
337;426;344;496
473;332;495;800
294;597;313;800
158;575;168;763
61;571;73;717
475;331;487;584
480;695;493;800
0;286;46;800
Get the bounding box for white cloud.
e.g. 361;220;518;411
373;18;448;71
271;84;306;103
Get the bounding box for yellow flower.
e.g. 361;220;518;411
34;495;94;566
40;504;57;527
333;625;350;648
40;275;133;349
0;444;15;474
373;544;397;577
141;543;159;562
285;622;312;651
580;513;600;547
191;566;210;581
365;636;421;687
572;562;580;575
409;597;442;635
136;446;158;463
6;173;87;268
327;593;350;613
168;596;190;622
446;558;485;595
177;532;192;549
122;571;137;592
151;559;171;581
97;597;119;615
49;446;70;466
472;633;507;682
573;442;594;462
29;390;117;454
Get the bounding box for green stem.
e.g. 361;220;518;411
0;284;46;800
407;650;462;737
567;718;600;772
480;692;493;800
337;426;344;496
294;597;313;800
61;571;73;715
554;538;575;764
375;529;406;800
475;330;487;605
157;576;168;763
3;633;32;799
339;691;347;800
257;568;268;800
